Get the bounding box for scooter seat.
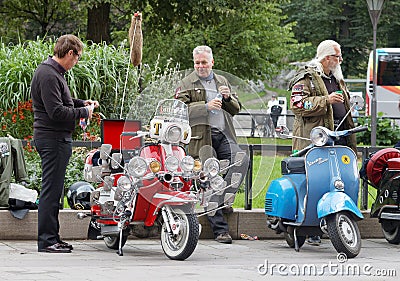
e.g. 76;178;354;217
281;157;306;174
367;148;400;186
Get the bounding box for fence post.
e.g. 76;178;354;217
244;145;254;210
250;116;255;137
360;147;369;210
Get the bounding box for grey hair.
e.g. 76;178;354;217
193;45;213;60
315;40;340;62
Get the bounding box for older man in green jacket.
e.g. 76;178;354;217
175;45;248;244
289;40;357;154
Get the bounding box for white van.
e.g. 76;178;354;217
366;48;400;117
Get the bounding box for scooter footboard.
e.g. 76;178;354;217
317;192;363;220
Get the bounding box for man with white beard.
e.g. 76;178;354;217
287;39;357;245
288;39;356;154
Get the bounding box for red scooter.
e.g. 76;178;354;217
361;147;400;244
79;99;222;260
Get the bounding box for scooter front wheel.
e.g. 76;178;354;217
326;212;361;258
381;219;400;244
161;206;199;260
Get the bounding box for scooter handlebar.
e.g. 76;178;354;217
121;131;148;140
349;125;368;134
291;144;313;157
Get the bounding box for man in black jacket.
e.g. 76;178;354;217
31;34;99;253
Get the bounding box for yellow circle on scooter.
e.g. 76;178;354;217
341;155;351;164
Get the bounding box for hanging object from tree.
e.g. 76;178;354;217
129;12;143;67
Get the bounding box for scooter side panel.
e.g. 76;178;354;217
317;192;364;219
265;174;305;220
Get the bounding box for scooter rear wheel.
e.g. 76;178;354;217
381;220;400;244
326;212;361;258
284;232;306;248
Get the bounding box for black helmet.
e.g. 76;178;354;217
67;181;94;210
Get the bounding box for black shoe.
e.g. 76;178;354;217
307;236;321;246
39;243;72;253
215;233;232;244
58;240;73;250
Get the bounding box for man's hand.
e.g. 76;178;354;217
84;100;100;108
328;92;344;104
219;85;231;100
207;98;222;111
85;104;94;119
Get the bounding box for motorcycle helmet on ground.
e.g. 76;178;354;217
67;181;95;210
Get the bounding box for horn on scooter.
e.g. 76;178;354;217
163;173;173;183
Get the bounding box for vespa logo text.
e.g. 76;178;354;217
307;157;328;167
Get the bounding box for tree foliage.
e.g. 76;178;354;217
0;0;85;40
1;0;400;80
138;0;300;80
281;0;400;77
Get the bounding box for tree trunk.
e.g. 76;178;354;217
87;3;111;44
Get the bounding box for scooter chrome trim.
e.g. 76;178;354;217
380;212;400;220
153;193;198;215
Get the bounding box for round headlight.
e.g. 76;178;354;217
334;179;344;190
149;160;161;173
181;156;195;172
310;127;329;146
117;176;131;192
165;156;179;172
164;125;182;143
203;158;220;178
127;156;147;177
210;175;225;192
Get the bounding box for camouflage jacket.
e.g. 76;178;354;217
288;66;357;153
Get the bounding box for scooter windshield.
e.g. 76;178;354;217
154;99;189;123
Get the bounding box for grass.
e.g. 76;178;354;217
233;155;285;209
233;154;377;210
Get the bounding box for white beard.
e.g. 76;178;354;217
331;64;344;81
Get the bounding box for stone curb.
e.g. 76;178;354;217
0;209;383;240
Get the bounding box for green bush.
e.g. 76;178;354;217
0;38;140;126
356;113;400;146
0;38;183;140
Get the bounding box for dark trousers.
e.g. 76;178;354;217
35;138;72;250
207;132;246;237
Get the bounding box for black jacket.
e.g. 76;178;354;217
31;57;88;139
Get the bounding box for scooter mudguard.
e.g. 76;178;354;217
317;192;363;220
144;191;196;226
265;174;305;220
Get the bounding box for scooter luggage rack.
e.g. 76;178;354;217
197;203;232;217
200;178;241;203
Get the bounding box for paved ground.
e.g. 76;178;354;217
1;238;399;281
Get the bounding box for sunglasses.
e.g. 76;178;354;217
73;50;82;60
329;54;342;59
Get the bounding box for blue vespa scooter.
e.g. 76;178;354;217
265;99;367;258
